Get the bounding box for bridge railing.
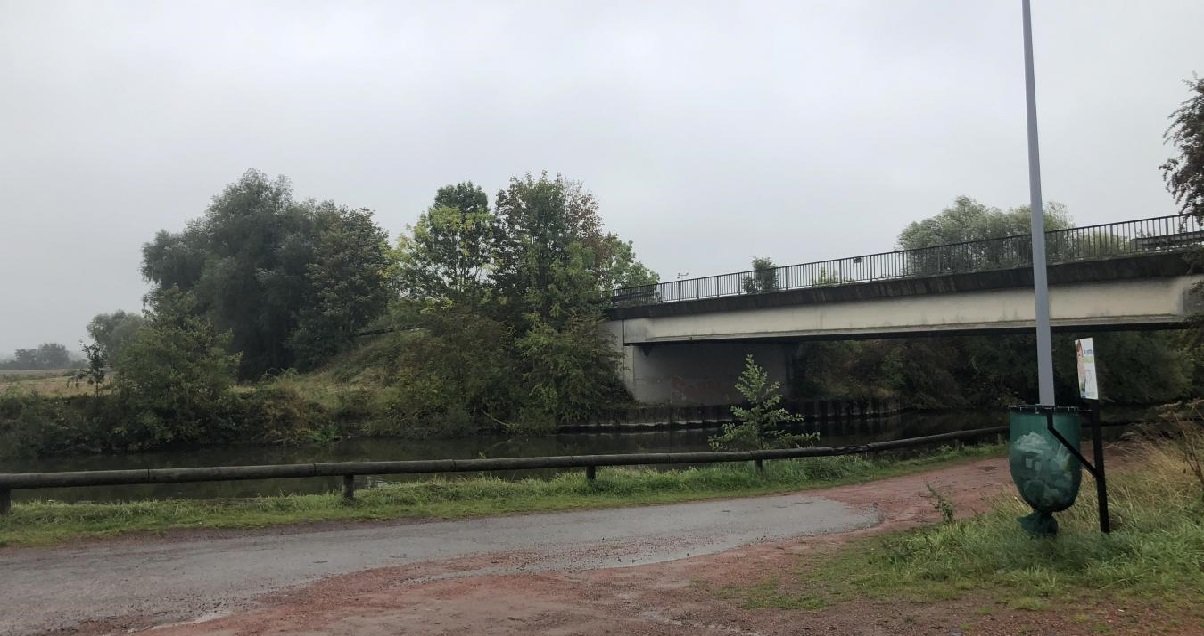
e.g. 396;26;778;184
610;214;1204;307
0;426;1008;515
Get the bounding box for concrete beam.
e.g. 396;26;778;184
611;276;1204;345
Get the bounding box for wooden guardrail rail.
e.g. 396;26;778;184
0;426;1008;515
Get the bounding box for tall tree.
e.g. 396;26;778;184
290;203;397;368
1163;75;1204;221
398;182;495;304
86;310;146;366
142;170;396;377
492;172;657;327
898;196;1073;275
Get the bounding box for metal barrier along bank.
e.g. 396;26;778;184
0;426;1008;515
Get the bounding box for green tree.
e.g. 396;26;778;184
290;203;398;369
1163;75;1204;221
515;313;627;425
398;182;495;304
370;305;519;436
743;257;779;293
86;310;145;366
492;173;657;327
710;355;815;450
142;170;396;377
898;196;1073;248
898;196;1073;275
596;234;659;293
384;173;655;430
6;343;73;370
69;342;108;396
113;289;241;447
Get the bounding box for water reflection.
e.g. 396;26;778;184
4;410;1006;503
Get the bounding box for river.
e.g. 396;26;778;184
4;410;1008;503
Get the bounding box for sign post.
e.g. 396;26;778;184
1076;338;1110;534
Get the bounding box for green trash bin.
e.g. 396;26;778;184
1009;406;1083;536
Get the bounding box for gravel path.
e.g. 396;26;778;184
0;492;876;635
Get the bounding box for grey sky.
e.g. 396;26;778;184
1;0;1200;356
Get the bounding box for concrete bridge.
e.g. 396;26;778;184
604;215;1204;405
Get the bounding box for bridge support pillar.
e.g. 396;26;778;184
611;340;793;405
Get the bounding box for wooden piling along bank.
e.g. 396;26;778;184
0;425;1005;515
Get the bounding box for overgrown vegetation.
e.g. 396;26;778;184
2;172;660;455
725;435;1204;612
742;257;779;293
0;442;1002;547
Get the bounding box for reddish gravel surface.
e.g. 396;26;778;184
142;456;1113;636
21;452;1191;635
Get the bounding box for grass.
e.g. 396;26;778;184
0;371;90;397
0;442;1003;547
722;436;1204;614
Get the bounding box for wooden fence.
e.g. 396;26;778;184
0;425;1008;515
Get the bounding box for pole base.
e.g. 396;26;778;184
1018;511;1059;537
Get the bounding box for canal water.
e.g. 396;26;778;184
4;410;1007;503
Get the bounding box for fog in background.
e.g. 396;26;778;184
2;0;1201;355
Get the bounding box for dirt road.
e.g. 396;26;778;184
9;453;1170;635
2;482;878;635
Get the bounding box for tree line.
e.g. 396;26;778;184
0;344;76;371
4;74;1202;455
5;171;658;452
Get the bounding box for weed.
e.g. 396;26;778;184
1154;400;1204;498
792;439;1204;608
925;482;955;523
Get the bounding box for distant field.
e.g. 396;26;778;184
0;370;91;396
0;369;72;377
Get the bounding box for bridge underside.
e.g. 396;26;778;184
603;254;1203;405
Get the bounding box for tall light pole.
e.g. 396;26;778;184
1022;0;1055;406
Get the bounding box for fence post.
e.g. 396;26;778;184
754;459;764;475
342;475;356;502
586;465;597;481
0;488;10;516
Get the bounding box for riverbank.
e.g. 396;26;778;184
0;442;1002;547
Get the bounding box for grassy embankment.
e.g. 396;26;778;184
720;431;1204;624
0;442;1003;547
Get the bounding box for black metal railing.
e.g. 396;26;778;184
610;214;1204;308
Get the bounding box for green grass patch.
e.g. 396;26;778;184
0;442;1002;547
728;439;1204;611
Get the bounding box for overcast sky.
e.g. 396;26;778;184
1;0;1201;355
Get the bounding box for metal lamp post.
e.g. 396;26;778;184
1022;0;1055;406
1007;0;1091;537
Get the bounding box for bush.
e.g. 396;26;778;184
110;289;242;449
